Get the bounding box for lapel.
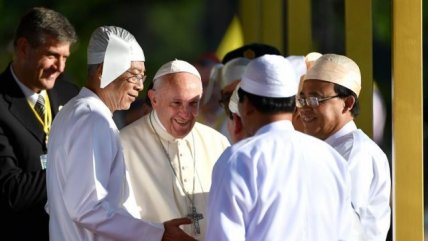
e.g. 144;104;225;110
47;88;60;117
1;67;45;143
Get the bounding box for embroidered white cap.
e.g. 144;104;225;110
304;53;361;96
285;55;306;81
228;83;241;116
221;57;251;88
153;59;201;81
240;54;298;98
304;52;323;69
87;26;145;88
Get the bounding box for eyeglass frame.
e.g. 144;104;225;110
125;71;146;85
296;95;341;108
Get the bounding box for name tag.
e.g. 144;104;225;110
40;154;48;170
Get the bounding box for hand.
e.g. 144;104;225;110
162;218;198;241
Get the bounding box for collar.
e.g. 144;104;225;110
255;119;294;136
325;121;357;146
80;87;113;117
150;111;193;143
10;65;44;105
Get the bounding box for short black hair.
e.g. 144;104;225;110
334;84;360;117
238;88;295;114
222;43;281;64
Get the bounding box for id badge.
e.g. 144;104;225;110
40;154;48;170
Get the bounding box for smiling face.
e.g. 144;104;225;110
149;72;203;138
297;79;352;140
14;35;71;93
103;61;145;111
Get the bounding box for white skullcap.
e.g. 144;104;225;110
285;55;306;84
241;54;298;98
87;26;145;88
228;83;240;116
304;52;323;69
304;54;361;96
153;59;201;81
221;57;251;88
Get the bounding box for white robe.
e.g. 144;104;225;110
206;120;355;241
46;88;164;241
120;111;230;240
325;121;391;241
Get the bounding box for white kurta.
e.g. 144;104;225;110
46;88;164;241
325;121;391;241
206;120;354;241
120;111;230;240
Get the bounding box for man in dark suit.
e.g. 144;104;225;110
0;7;79;241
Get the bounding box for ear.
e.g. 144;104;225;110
239;97;255;117
343;95;356;113
147;89;157;107
15;37;30;57
233;114;243;135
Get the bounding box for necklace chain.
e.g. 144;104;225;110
149;113;196;205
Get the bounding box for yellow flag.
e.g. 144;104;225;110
216;15;244;61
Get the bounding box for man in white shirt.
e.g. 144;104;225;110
297;53;391;240
120;59;230;241
206;54;356;241
46;26;196;241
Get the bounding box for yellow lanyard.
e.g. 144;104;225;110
28;94;52;143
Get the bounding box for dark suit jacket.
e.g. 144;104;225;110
0;65;80;241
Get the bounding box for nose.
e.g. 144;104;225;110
56;57;66;73
135;80;144;91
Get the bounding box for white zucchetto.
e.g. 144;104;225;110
240;54;298;98
304;53;361;96
153;59;201;81
87;26;145;88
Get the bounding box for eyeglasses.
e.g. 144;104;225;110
296;95;340;108
126;71;146;85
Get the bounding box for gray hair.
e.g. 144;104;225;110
13;7;77;48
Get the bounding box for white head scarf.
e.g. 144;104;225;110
228;83;241;116
241;54;298;98
87;26;145;88
304;54;361;96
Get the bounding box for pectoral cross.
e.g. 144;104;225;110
187;206;203;234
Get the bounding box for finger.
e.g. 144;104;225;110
166;217;193;226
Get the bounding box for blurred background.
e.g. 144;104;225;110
0;0;426;240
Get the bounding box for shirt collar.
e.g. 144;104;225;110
255;120;294;136
325;120;357;145
10;65;46;106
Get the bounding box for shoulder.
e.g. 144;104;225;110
51;79;80;100
193;122;230;144
346;129;389;163
120;114;150;137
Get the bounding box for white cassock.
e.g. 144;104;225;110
206;120;356;241
46;88;164;241
325;121;391;241
120;111;230;240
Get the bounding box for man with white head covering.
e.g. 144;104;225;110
224;83;245;144
46;26;195;241
216;57;251;141
120;59;230;240
206;54;356;241
297;53;391;241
